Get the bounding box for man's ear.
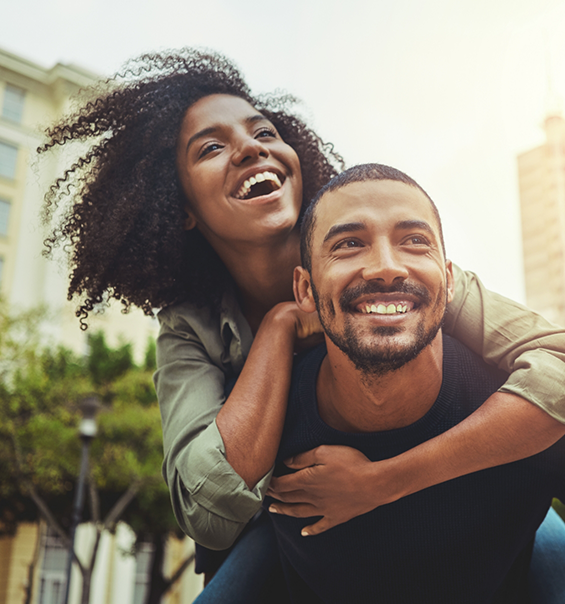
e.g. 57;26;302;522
445;259;454;304
183;209;197;231
293;266;317;313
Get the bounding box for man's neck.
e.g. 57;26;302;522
316;333;444;433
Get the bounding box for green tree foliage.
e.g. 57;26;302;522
0;318;173;533
0;303;191;602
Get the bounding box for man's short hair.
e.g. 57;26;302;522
300;163;446;272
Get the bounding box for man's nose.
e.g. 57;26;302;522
361;241;409;284
232;134;269;165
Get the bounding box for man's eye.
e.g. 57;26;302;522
199;142;222;158
335;238;363;250
406;235;429;245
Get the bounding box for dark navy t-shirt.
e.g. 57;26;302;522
265;335;565;604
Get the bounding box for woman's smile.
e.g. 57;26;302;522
232;168;284;201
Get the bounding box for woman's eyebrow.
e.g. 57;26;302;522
186;126;217;152
186;114;272;152
246;114;270;125
323;222;366;245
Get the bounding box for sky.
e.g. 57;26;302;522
3;0;565;302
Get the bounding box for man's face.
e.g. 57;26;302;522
300;179;453;377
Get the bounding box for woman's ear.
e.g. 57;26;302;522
293;266;317;313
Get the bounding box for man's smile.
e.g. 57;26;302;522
339;281;430;320
357;300;414;315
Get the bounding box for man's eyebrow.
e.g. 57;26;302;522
395;219;434;235
322;222;366;245
186;114;271;152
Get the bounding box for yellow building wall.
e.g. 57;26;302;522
0;523;40;604
0;531;15;604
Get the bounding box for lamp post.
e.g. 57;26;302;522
63;396;101;604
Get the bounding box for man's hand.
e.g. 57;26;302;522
267;445;397;536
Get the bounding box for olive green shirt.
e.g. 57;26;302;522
154;264;565;550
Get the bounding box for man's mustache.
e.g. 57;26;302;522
339;280;431;312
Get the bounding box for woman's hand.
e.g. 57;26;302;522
268;302;324;352
266;445;400;536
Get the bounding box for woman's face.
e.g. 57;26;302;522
176;94;303;252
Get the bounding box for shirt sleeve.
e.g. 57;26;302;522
444;263;565;423
154;308;272;550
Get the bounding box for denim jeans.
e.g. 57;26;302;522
529;507;565;604
193;512;289;604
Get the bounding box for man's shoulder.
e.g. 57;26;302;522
290;343;327;394
442;334;508;403
293;342;327;369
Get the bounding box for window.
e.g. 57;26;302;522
0;141;18;179
0;199;10;236
2;84;25;123
38;528;68;604
132;542;154;604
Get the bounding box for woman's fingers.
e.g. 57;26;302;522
301;517;337;536
284;445;329;469
268;502;318;518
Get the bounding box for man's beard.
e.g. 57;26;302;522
313;280;447;380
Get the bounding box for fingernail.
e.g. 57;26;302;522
285;457;294;465
269;505;279;514
301;529;310;537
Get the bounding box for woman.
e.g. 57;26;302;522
39;49;565;601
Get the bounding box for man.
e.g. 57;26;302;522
264;164;565;603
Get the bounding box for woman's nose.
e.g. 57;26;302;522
232;135;269;165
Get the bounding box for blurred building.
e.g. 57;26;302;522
517;113;565;326
0;522;202;604
0;45;158;362
0;47;202;604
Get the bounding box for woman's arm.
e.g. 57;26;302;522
268;392;565;535
267;265;565;535
445;264;565;421
215;303;320;489
156;300;318;550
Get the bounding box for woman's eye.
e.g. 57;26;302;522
199;142;222;158
256;127;277;139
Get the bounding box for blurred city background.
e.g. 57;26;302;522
1;0;564;602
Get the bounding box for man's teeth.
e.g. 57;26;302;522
361;303;409;315
235;171;282;199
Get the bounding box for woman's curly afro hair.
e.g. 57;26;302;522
39;48;344;328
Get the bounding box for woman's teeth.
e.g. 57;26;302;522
361;303;409;315
235;171;282;199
